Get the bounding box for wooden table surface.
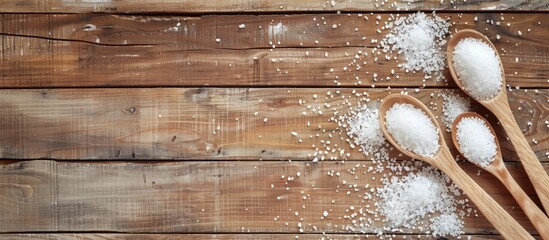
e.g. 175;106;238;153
0;1;548;239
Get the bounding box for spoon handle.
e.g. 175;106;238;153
435;149;533;239
494;98;549;215
488;160;549;239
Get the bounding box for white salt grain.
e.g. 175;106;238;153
382;12;450;78
442;93;470;130
344;106;385;155
456;117;497;167
377;167;463;236
385;103;440;157
430;213;464;237
452;38;502;99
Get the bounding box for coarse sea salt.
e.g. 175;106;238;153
382;12;450;78
430;212;464;237
304;90;470;238
385;103;440;157
456;117;497;167
442;93;470;130
343;106;385;155
376;167;464;236
452;38;502;100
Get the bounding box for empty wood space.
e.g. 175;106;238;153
0;1;548;239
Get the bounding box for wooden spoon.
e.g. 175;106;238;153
379;94;532;239
452;112;549;239
447;29;549;215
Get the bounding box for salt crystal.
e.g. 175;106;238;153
342;106;385;155
452;38;502;100
430;213;464;237
456;117;497;167
377;167;463;237
381;12;450;79
442;93;470;130
385;103;440;157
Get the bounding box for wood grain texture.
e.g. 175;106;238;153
0;13;547;87
0;88;546;161
0;234;517;240
0;0;547;13
0;233;522;240
0;160;546;234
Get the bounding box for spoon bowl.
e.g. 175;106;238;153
378;94;442;165
447;29;549;214
451;112;549;238
451;112;503;163
379;94;532;239
447;29;506;104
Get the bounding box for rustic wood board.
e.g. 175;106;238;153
0;233;517;239
0;13;547;88
0;0;547;13
0;88;546;161
0;160;545;234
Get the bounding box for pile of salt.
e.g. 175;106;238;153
385;103;440;157
452;38;502;99
382;12;450;78
456;116;497;167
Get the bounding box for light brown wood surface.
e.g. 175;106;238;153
0;13;547;88
0;160;546;234
1;5;548;239
0;0;547;13
0;234;518;240
0;88;546;161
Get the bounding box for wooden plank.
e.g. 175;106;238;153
0;0;547;13
0;233;514;239
0;13;547;88
0;160;546;234
0;88;546;161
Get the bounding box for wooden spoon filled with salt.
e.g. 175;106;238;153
452;112;549;238
447;29;549;214
379;94;532;239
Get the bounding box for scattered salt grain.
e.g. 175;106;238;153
442;93;470;130
381;12;450;79
430;213;464;237
343;106;385;155
385;103;440;157
452;38;502;100
456;117;497;167
376;167;463;236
